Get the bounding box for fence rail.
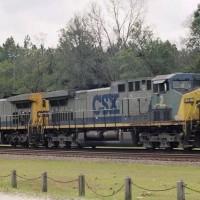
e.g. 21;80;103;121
0;170;199;200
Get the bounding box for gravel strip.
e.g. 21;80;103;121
0;153;200;166
0;192;85;200
0;192;52;200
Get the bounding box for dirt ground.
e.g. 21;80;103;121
0;192;52;200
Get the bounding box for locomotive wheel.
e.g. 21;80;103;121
65;141;71;149
11;143;16;148
184;147;193;151
21;141;29;148
53;141;59;149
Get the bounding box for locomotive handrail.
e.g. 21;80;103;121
39;108;120;115
123;96;152;100
191;105;198;126
0;113;30;118
185;104;193;122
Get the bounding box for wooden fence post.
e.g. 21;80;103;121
177;180;185;200
42;172;47;192
125;177;132;200
79;174;85;196
11;169;17;188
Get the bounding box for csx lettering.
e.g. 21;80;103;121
92;94;120;115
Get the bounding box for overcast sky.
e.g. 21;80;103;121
0;0;199;48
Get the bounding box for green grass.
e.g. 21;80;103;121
0;158;200;200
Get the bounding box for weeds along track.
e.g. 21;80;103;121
1;147;200;162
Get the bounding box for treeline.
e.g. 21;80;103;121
0;0;199;97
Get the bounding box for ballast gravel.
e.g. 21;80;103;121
0;192;52;200
0;153;199;166
0;192;84;200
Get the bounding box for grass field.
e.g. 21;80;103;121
0;157;200;200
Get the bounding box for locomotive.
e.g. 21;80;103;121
1;72;200;150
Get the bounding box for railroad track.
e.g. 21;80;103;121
0;147;200;162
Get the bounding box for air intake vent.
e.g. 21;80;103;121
154;110;161;121
153;109;172;121
163;110;171;121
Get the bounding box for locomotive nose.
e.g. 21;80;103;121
177;89;200;122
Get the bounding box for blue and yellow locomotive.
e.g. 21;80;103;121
1;73;200;149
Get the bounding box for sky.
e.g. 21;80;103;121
0;0;199;48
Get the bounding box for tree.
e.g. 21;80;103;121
0;61;15;97
129;23;179;76
85;0;148;82
15;36;55;93
88;0;145;49
188;4;200;49
0;37;21;96
184;4;200;72
0;37;20;62
57;15;108;89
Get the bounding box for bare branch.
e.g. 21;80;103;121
87;0;146;48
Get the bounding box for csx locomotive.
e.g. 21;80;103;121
1;72;200;149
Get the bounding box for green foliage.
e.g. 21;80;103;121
0;1;198;97
58;15;97;89
57;15;112;89
185;4;200;72
16;46;55;93
189;4;200;49
0;61;14;96
129;23;179;76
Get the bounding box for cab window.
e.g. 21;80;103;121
147;80;151;90
118;84;125;92
194;79;200;86
128;82;133;92
172;80;191;89
135;81;140;91
153;82;169;93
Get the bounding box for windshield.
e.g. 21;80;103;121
172;80;192;89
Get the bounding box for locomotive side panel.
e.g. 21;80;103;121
0;99;17;128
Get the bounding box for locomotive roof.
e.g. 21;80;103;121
8;93;31;102
76;87;110;93
152;73;200;84
112;77;152;84
152;73;182;82
43;90;75;100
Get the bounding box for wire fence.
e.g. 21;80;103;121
0;174;11;178
47;176;78;184
86;181;124;198
0;170;200;200
132;182;176;192
17;174;41;181
185;186;200;194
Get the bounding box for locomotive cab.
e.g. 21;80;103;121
151;73;200;122
142;73;200;149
